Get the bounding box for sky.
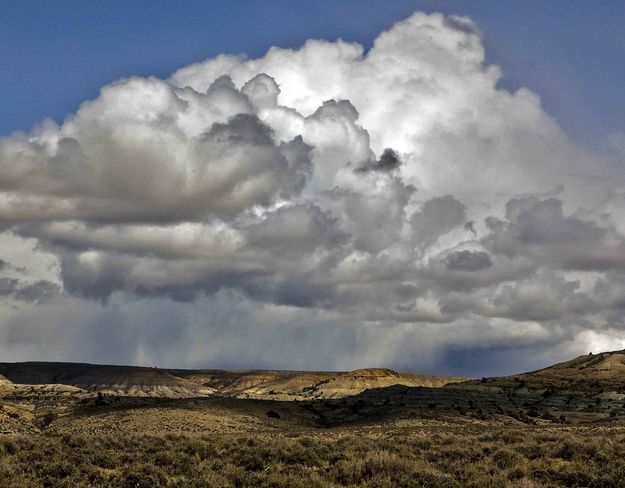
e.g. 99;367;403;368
0;1;624;376
2;1;624;144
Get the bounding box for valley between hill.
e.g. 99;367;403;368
3;351;625;487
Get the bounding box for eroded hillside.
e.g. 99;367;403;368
0;362;467;400
473;350;625;394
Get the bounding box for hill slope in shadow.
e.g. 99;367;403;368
471;350;625;394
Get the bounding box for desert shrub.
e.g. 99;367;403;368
552;440;580;461
277;442;325;466
544;464;594;487
507;466;526;481
90;450;117;469
406;470;462;488
122;464;167;488
442;447;478;462
333;459;366;484
1;437;21;455
6;418;625;487
409;437;433;450
516;444;544;460
40;459;77;479
40;411;57;428
61;434;87;448
266;410;281;419
496;429;528;444
183;439;217;460
492;449;521;469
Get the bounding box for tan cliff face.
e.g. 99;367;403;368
5;349;625;402
0;363;214;398
157;367;469;400
0;362;467;400
298;369;468;400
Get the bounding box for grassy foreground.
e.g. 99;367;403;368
2;422;625;488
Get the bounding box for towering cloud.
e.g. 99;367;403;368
0;12;623;375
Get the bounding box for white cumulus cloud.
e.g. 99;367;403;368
0;11;624;374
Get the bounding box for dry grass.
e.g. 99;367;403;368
4;351;625;487
2;423;625;487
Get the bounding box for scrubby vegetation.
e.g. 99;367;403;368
4;351;625;487
2;425;625;487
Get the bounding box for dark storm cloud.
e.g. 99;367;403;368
246;204;346;257
206;112;274;146
412;196;466;249
14;280;61;302
0;278;18;296
464;221;476;236
356;148;402;173
46;201;348;304
440;272;600;323
59;251;268;303
446;250;493;271
423;252;535;293
0;277;60;302
486;197;625;272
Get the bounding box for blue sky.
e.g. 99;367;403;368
1;0;624;145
